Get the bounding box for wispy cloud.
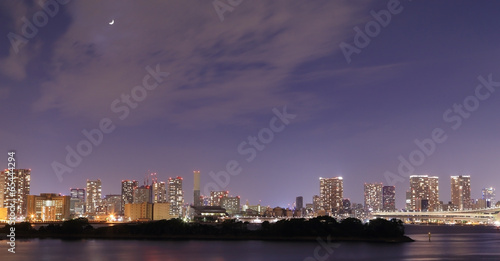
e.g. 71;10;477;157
32;0;368;128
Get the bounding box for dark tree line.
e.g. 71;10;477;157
1;216;405;240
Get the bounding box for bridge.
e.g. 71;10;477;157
372;207;500;224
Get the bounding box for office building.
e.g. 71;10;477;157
124;202;153;221
482;187;496;208
221;196;240;215
428;176;439;211
103;194;122;214
193;170;202;206
451;175;471;210
86;179;102;214
296;196;303;210
2;169;31;217
364;183;383;211
168;177;183;217
121;180;138;214
69;188;85;215
27;193;70;221
70;188;85;200
153;202;174;220
382;185;396;211
313;195;320;213
134;185;152;204
152;181;167;203
409;175;439;211
319;177;343;214
210;191;229;206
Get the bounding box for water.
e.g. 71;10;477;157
1;225;500;261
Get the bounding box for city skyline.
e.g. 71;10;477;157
3;167;499;211
1;1;500;209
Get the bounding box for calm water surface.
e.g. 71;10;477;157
1;225;500;261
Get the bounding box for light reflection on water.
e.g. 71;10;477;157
0;226;499;261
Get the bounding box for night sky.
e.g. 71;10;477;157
1;0;500;209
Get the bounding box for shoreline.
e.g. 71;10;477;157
0;233;414;243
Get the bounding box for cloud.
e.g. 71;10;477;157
33;0;367;127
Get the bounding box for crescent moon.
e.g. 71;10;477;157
109;19;114;25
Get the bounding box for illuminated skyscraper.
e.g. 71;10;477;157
152;181;167;203
428;176;439;211
364;183;383;211
86;179;102;214
382;185;396;211
482;187;496;208
319;177;343;214
210;191;229;206
121;180;138;215
451;175;471;210
193;171;202;206
168;177;183;217
409;175;439;211
405;190;411;210
312;195;320;213
2;169;31;217
221;196;240;215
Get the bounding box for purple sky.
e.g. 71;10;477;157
1;0;500;209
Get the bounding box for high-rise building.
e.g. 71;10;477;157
70;188;85;200
86;179;102;214
405;190;411;210
409;175;439;211
134;185;152;204
451;175;471;210
428;176;439;211
482;187;496;208
2;169;31;217
382;186;396;211
168;177;183;217
193;171;202;206
221;196;240;215
313;195;320;213
296;196;303;210
319;177;343;214
210;191;229;206
121;180;138;214
69;188;86;215
27;193;70;221
151;181;167;203
364;183;383;211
